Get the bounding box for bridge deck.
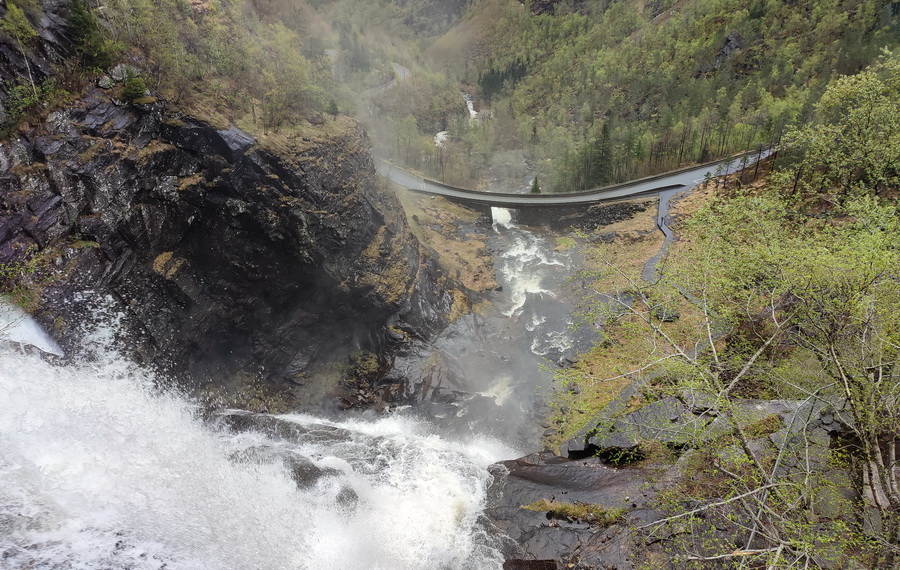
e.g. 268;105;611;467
376;150;767;208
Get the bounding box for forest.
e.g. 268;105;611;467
540;49;900;567
354;0;900;192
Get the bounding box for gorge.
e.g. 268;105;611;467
2;0;900;568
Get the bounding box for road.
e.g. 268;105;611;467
376;151;768;208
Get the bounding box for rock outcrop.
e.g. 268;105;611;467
488;452;658;570
0;91;454;396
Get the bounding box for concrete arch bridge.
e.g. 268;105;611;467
376;150;769;226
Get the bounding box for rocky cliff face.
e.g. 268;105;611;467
0;90;454;396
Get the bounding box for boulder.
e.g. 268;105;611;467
487;452;657;569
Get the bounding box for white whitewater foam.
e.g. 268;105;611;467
490;207;513;229
0;299;63;356
0;336;515;569
492;213;566;317
462;92;478;120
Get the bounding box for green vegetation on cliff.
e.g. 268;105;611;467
555;52;900;568
1;0;345;137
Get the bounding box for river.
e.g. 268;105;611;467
0;208;580;569
0;327;517;569
0;147;764;567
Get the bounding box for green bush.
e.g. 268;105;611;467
2;77;68;131
122;72;147;101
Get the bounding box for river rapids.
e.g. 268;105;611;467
0;206;585;569
0;318;518;569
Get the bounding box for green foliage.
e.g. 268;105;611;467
2;77;68;130
90;0;335;131
530;175;540;193
447;0;899;190
784;50;900;198
1;3;37;47
579;190;900;565
553;120;613;191
122;72;147;101
327;99;339;117
0;248;48;311
335;21;370;72
565;60;900;565
68;0;118;68
478;58;528;101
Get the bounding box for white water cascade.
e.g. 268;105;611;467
490;208;574;360
0;324;517;569
434;91;479;148
0;299;63;356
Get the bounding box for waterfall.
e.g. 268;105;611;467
0;299;63;356
0;328;515;569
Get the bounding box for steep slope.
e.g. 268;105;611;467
0;0;457;405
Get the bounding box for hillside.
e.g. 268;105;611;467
405;0;900;191
0;0;463;407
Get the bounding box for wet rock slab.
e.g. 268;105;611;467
488;452;659;569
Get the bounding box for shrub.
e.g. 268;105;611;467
69;0;118;68
122;71;147;101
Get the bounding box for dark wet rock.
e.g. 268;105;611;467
335;486;359;509
699;30;746;75
217;125;256;161
568;201;652;231
217;412;352;446
229;444;342;491
650;304;679;322
219;412;311;440
1;88;453;391
488;452;655;569
285;455;341;489
568;386;846;462
583;397;710;460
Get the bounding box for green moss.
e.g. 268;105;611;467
556;236;577;251
0;247;50;311
523;499;626;527
347;351;380;377
744;414;784;439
